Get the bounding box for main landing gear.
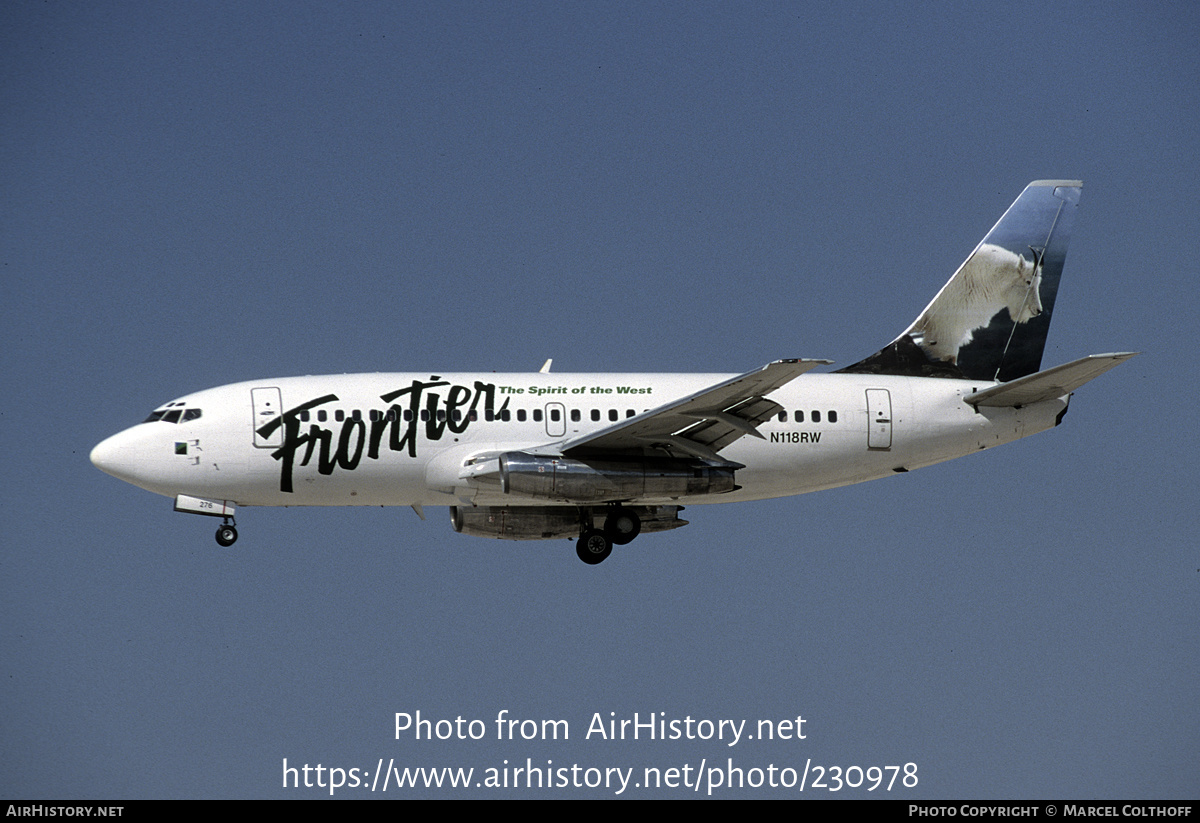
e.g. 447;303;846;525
575;506;641;565
576;529;611;564
215;517;238;547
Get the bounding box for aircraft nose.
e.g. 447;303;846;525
90;428;143;484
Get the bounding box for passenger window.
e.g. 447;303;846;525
485;410;495;422
533;409;543;422
300;410;310;422
500;409;511;422
591;409;600;421
318;410;327;422
469;410;478;421
335;410;345;422
829;410;838;423
778;411;787;422
386;409;398;421
352;410;362;421
609;409;618;421
420;410;429;422
570;409;581;422
812;410;821;423
517;409;527;422
550;409;560;422
626;409;635;418
403;409;413;422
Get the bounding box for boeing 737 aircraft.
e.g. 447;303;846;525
92;180;1135;563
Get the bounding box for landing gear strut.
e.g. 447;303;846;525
215;517;238;547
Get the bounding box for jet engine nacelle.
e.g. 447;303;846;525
450;505;582;540
450;504;690;540
497;452;736;502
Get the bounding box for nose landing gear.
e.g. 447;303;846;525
173;495;240;547
215;518;238;547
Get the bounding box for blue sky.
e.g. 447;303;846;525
2;1;1197;798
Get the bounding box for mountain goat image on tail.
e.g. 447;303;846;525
906;243;1044;364
840;180;1078;383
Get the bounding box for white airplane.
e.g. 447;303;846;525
91;180;1135;564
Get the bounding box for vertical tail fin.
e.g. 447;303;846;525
840;180;1082;382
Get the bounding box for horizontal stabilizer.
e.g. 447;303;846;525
963;352;1138;407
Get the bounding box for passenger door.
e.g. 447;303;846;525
251;387;283;447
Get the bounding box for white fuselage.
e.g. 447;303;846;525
90;370;1065;510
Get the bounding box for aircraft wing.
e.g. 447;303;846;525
529;359;831;463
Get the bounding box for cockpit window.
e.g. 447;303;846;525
143;406;203;424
